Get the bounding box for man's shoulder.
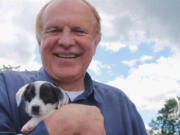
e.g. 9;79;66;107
1;70;37;76
92;81;137;112
93;81;129;99
0;70;40;81
93;81;122;93
0;70;43;89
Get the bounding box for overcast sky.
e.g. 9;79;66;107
0;0;180;129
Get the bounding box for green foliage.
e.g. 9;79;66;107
0;65;20;72
149;97;180;135
148;129;163;135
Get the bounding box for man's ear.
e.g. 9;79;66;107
95;33;101;47
93;33;101;56
36;34;41;47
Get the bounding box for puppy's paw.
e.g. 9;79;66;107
21;118;41;133
21;124;35;133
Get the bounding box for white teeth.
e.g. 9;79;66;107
56;54;78;58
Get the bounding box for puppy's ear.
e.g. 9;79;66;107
62;92;70;105
58;91;69;108
16;84;28;106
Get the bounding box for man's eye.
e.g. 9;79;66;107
75;30;84;33
47;28;62;33
72;28;86;34
50;29;60;33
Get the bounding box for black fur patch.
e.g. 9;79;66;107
40;83;63;104
24;84;36;102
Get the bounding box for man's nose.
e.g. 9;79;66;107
57;31;75;48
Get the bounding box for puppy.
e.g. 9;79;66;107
16;81;69;133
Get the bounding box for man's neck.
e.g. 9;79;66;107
56;79;85;92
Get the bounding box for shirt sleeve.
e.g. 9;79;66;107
130;102;147;135
0;74;16;133
0;73;49;135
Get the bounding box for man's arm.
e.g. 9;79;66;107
0;76;105;135
0;72;106;135
129;101;147;135
0;74;17;133
0;73;50;135
45;104;106;135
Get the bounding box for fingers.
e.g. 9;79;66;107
44;104;106;135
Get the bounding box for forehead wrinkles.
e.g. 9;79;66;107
41;0;97;32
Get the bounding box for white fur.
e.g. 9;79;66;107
16;81;69;133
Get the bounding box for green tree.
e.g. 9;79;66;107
148;129;163;135
149;97;180;135
0;65;20;71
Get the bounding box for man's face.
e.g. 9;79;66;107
38;0;100;87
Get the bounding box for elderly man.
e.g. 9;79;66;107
0;0;147;134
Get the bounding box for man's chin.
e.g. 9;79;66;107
53;72;83;81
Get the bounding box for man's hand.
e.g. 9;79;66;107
45;104;106;135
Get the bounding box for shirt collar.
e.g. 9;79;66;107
39;67;56;84
39;67;103;103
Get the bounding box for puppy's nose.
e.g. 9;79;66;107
32;105;40;115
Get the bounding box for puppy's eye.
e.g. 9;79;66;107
24;91;35;102
24;84;35;102
25;95;31;99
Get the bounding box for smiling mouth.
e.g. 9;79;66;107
54;54;81;59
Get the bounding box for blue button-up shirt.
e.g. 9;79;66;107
0;68;147;135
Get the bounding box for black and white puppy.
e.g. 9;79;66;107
16;81;69;133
